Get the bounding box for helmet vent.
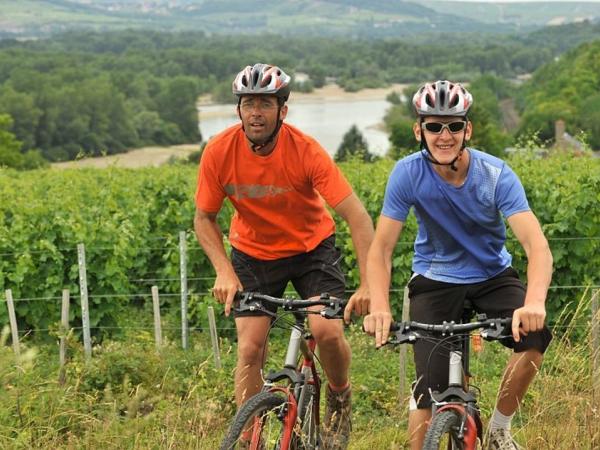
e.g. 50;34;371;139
232;63;291;99
425;94;434;107
412;80;473;117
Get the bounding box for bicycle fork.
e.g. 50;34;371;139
262;325;321;449
431;351;482;449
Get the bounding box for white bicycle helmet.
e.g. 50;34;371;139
232;63;291;101
413;80;473;117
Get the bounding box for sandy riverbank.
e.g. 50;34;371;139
53;83;405;169
198;82;409;106
197;82;409;119
51;144;199;169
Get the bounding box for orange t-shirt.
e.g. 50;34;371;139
195;123;353;260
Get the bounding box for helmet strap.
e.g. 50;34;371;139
237;100;283;153
419;118;467;172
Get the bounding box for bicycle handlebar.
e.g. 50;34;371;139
388;316;513;345
234;291;348;319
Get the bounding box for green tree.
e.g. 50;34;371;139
578;93;600;149
468;86;511;156
0;114;23;168
386;91;402;105
0;114;46;169
157;76;200;142
388;118;417;160
0;87;42;150
335;125;373;163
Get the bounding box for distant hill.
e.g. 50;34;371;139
421;1;600;27
517;39;600;148
6;0;597;39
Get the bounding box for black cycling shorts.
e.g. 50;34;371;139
231;235;346;318
408;267;553;409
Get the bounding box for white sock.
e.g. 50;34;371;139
490;408;514;432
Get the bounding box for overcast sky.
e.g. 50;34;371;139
443;1;600;2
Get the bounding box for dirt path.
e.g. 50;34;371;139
51;144;200;169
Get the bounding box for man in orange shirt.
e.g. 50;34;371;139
194;63;374;449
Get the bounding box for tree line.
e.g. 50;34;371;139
0;23;599;166
356;39;600;161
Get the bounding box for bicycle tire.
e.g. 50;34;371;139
220;391;288;450
292;383;318;449
422;410;465;450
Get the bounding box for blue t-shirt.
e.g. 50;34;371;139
382;149;530;284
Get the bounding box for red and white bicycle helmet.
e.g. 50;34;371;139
232;63;291;101
412;80;473;117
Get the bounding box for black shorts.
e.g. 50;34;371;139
408;267;553;409
231;235;346;318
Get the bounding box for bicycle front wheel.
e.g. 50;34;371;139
220;391;289;450
422;410;465;450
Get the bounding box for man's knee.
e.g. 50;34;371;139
311;322;345;349
237;339;266;366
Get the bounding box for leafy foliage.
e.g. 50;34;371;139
0;114;46;170
1;25;599;161
1;151;599;334
0;165;212;336
517;40;600;148
335;125;374;163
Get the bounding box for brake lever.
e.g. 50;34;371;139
481;322;513;341
320;301;345;319
233;292;263;314
387;330;420;346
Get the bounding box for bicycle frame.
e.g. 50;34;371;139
223;292;346;450
428;313;484;447
259;314;322;449
388;314;512;450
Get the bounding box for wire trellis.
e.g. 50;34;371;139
0;235;599;257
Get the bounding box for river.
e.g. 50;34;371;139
197;98;393;157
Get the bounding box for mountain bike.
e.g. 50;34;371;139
388;310;513;450
220;291;347;450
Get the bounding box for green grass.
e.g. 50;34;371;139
0;295;598;449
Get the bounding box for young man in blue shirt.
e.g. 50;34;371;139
363;80;553;450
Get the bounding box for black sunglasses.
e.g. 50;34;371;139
422;121;467;134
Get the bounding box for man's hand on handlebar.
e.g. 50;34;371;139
211;269;243;317
511;302;546;343
363;310;394;348
343;283;370;324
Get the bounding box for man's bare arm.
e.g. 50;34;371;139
194;209;242;316
363;215;404;347
507;210;553;341
333;193;375;322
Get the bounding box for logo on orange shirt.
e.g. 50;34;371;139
224;184;293;200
